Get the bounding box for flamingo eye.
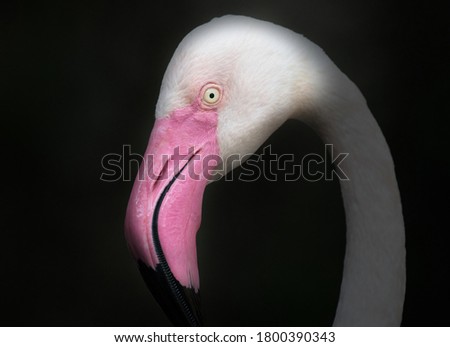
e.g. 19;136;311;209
202;87;221;105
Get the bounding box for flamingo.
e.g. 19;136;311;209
124;15;406;326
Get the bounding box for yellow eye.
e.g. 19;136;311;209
203;87;221;105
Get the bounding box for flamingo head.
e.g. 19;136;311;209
124;15;326;326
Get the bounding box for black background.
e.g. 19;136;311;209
2;1;449;326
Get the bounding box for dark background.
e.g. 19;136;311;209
2;1;449;326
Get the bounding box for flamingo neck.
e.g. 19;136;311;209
301;78;406;326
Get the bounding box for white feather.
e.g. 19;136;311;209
156;15;406;326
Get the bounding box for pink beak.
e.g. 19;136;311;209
125;103;220;326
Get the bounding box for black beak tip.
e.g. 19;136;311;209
137;260;203;327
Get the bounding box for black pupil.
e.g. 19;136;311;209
209;93;215;99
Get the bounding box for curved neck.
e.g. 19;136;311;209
300;78;406;326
